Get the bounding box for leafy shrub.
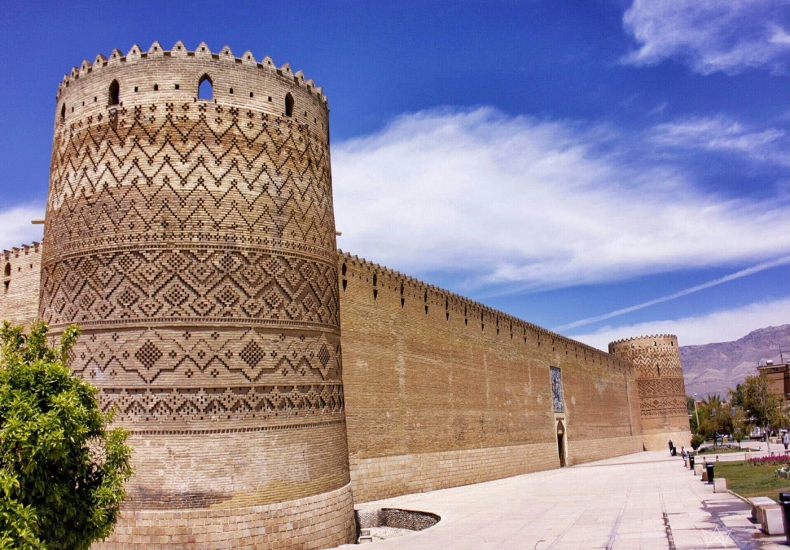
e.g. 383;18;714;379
0;321;133;550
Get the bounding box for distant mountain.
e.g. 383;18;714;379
681;325;790;398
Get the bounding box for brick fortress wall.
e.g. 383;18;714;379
1;243;42;327
338;253;644;503
38;42;354;549
609;335;691;450
0;39;695;546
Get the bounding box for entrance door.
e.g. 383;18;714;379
556;420;566;467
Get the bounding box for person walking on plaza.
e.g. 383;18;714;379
783;431;788;451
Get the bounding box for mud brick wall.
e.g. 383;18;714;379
1;243;42;327
338;253;643;503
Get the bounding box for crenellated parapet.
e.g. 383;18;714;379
53;41;328;148
338;250;633;373
2;241;42;261
56;40;326;101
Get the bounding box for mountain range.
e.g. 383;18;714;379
681;324;790;398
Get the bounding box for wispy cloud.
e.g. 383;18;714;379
333;107;790;291
568;297;790;351
555;256;790;331
0;206;44;251
621;0;790;75
649;115;789;166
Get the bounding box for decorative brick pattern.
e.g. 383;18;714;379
38;42;353;549
609;335;691;449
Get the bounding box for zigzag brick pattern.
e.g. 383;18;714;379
39;41;354;549
609;334;691;449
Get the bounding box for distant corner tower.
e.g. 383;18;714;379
40;41;354;548
608;334;691;450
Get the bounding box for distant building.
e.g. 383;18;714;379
758;354;790;401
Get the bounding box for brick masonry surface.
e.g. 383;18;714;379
0;40;691;549
94;483;355;549
609;335;691;450
36;42;353;549
338;253;647;502
1;243;42;327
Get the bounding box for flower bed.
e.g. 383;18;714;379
747;453;790;466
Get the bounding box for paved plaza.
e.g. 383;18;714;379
336;446;789;549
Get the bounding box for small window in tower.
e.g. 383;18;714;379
109;80;120;105
249;92;254;98
229;88;234;94
4;263;10;277
154;84;159;91
175;84;180;90
198;74;213;100
60;104;65;121
285;93;294;117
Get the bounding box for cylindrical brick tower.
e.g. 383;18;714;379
608;334;691;451
40;41;355;548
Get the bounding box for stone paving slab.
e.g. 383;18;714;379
334;450;789;549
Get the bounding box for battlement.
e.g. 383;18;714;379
56;41;326;102
54;41;329;137
608;334;678;353
2;242;42;260
338;250;632;372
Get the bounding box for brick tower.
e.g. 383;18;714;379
608;335;691;450
40;42;355;548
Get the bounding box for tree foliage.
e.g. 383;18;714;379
695;394;734;440
0;321;133;550
730;373;788;436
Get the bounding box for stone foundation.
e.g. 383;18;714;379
93;483;356;549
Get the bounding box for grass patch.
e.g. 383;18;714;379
714;461;790;500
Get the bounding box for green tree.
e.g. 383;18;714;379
695;394;734;441
0;321;133;550
730;372;789;450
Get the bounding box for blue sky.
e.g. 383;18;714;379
1;0;788;350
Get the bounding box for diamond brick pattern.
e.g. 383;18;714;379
41;94;343;429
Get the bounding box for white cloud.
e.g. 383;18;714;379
0;206;44;251
567;297;790;351
621;0;790;75
333;107;790;291
649;115;788;165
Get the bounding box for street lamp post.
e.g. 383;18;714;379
693;393;700;433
